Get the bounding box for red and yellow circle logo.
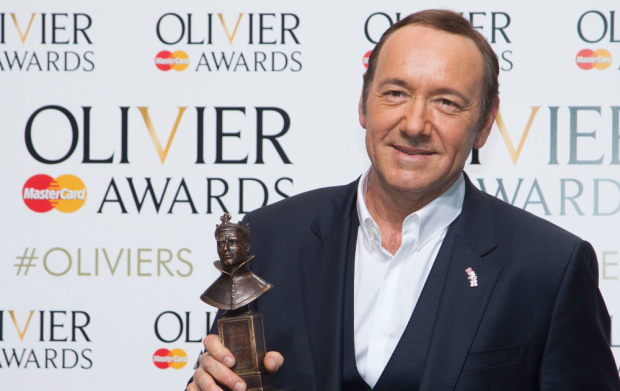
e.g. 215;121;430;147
22;174;87;213
155;51;190;71
363;50;371;69
153;348;188;369
576;49;612;70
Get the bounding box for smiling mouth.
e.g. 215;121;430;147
393;146;434;155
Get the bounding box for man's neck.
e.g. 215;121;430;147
364;169;462;255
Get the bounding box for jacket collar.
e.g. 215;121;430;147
456;172;498;256
311;179;360;237
308;173;497;255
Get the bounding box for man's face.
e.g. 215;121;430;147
216;230;248;266
360;25;496;202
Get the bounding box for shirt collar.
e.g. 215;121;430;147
356;167;465;252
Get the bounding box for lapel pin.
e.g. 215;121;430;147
465;267;478;287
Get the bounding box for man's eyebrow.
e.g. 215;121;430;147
377;79;471;103
378;78;409;88
432;87;469;103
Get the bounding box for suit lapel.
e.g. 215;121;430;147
419;175;502;390
299;180;359;390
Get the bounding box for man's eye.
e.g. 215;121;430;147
389;91;403;98
439;98;455;106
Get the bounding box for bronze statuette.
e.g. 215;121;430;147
201;213;278;391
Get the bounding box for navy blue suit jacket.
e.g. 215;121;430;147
206;174;619;390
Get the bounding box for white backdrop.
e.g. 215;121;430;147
1;1;619;389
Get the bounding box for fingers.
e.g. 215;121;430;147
187;373;221;391
264;351;284;373
188;354;224;391
196;335;283;391
204;334;235;368
202;353;246;390
199;335;246;391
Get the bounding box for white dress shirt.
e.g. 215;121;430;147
354;168;465;387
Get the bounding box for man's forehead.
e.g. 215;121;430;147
383;24;479;56
376;24;484;91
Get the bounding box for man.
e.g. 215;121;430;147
188;9;620;391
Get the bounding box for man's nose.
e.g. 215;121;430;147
400;98;430;138
223;239;230;251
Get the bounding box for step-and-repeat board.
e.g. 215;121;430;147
1;1;619;389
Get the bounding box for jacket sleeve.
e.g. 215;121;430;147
539;240;620;390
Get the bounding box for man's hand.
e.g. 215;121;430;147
187;334;284;391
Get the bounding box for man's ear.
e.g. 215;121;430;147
473;98;499;149
359;95;367;129
243;242;250;255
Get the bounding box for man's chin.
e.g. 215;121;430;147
377;170;427;190
379;174;445;197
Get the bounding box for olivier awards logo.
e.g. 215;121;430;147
153;12;302;73
0;12;95;72
0;310;93;369
22;105;294;215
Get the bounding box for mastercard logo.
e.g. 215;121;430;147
155;51;190;71
363;50;371;69
23;174;86;213
576;49;612;70
153;348;188;369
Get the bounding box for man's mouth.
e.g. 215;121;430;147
393;145;434;155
